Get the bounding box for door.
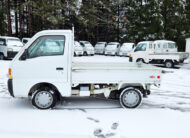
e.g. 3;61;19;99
12;35;69;97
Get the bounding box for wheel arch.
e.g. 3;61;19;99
28;82;61;98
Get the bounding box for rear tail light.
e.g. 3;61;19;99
157;76;160;79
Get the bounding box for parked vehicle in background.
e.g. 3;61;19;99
22;38;30;45
105;42;120;56
94;42;107;54
129;40;189;68
0;36;23;60
119;43;135;57
80;41;94;56
74;41;84;56
7;30;162;109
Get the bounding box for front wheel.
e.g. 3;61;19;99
120;87;142;108
32;88;57;109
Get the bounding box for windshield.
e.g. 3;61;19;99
95;44;105;48
106;44;117;49
84;41;90;44
134;43;147;52
7;39;21;42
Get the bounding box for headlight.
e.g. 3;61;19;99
7;48;13;51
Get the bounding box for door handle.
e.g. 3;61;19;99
56;67;64;70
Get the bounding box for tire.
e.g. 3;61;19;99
120;87;142;108
74;52;77;57
32;87;57;109
0;54;4;60
165;60;174;68
84;52;87;56
136;58;145;63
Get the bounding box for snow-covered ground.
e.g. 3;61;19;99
0;56;190;138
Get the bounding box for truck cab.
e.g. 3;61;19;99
0;36;23;60
131;41;153;63
119;43;135;57
79;41;94;56
105;42;120;56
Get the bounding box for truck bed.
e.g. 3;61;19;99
149;52;189;59
72;62;162;84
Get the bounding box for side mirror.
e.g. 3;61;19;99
20;49;28;60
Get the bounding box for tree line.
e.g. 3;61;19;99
0;0;190;51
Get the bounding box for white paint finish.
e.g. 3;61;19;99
9;30;162;99
11;30;73;97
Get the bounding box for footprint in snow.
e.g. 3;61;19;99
111;122;119;130
87;117;100;123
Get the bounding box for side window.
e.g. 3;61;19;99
168;43;175;48
154;44;156;49
28;36;65;59
158;43;161;48
0;38;6;46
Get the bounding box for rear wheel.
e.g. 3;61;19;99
165;60;174;68
120;87;142;108
0;54;4;60
32;87;57;109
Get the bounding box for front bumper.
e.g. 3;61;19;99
75;51;84;55
95;50;104;54
7;51;18;59
105;51;115;55
118;52;129;56
87;51;94;55
7;79;14;97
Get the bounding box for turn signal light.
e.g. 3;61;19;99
8;68;11;75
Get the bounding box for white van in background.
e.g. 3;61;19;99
129;40;189;68
0;36;23;60
80;41;94;56
94;42;107;54
105;42;120;56
74;41;84;56
22;38;30;45
119;43;135;57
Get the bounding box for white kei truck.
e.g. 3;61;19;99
8;30;162;109
129;40;189;68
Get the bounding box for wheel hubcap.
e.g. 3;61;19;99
122;90;139;107
35;91;53;108
166;62;172;68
